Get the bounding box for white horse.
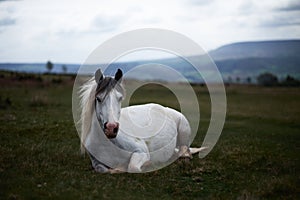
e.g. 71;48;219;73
79;68;205;173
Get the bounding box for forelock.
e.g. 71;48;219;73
95;77;124;97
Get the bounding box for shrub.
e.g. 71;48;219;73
281;75;300;87
257;73;278;86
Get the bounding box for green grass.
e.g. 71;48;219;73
0;73;299;199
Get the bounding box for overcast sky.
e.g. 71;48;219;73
0;0;299;63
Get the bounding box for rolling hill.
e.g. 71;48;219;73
0;40;299;83
209;40;300;81
210;40;300;60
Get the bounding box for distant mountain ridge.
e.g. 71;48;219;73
209;40;300;60
207;40;300;81
0;39;300;82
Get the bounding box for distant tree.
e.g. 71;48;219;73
228;76;232;83
246;76;252;84
257;72;278;86
236;76;240;83
62;64;67;74
286;75;294;82
281;75;300;87
46;61;53;73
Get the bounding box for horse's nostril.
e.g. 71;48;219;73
113;127;119;134
104;122;119;138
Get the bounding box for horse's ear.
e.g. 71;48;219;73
115;69;123;81
95;68;103;84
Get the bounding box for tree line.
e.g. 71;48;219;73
45;60;300;86
257;73;300;87
46;60;67;74
227;73;300;86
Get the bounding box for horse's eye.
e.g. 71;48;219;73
96;97;102;103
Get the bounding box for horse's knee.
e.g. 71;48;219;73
128;164;142;173
128;150;150;173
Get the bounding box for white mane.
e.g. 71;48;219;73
79;77;97;154
79;76;125;154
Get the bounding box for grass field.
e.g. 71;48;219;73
0;72;299;199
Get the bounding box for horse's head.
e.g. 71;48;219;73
94;68;124;139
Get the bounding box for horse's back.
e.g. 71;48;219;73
119;103;183;134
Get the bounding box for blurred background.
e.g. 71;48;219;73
0;0;299;84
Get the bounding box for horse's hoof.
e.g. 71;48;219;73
94;164;109;173
181;152;193;159
108;168;125;174
128;165;142;173
94;168;108;173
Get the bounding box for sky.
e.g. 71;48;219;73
0;0;299;63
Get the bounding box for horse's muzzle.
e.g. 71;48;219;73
104;122;119;139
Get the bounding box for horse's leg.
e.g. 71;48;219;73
128;150;150;173
189;147;208;154
89;153;110;173
176;114;193;159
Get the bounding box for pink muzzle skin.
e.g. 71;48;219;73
104;122;119;139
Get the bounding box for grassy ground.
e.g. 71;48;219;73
0;72;299;199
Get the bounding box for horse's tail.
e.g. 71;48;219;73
79;78;97;154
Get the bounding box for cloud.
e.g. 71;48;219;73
91;14;125;32
0;17;15;26
185;0;213;6
0;0;299;63
0;0;17;28
258;13;300;28
0;0;20;3
261;20;300;27
276;0;300;11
